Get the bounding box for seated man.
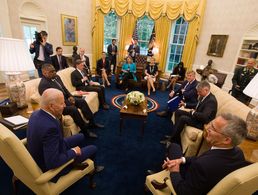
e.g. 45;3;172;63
231;58;257;105
157;70;198;117
51;46;69;71
39;64;104;138
71;59;109;110
27;89;104;182
162;81;217;145
152;113;249;195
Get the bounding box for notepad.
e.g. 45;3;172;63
4;115;29;126
167;96;181;112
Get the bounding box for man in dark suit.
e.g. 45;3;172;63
107;39;118;74
157;70;198;117
51;47;69;71
127;39;140;62
164;80;217;145
79;48;92;78
96;52;111;87
27;88;103;181
38;64;104;138
152;113;249;195
231;58;257;105
29;30;53;77
71;59;109;110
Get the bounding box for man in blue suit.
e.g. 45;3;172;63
27;88;103;181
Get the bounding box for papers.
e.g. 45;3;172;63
167;96;181;112
4;115;28;126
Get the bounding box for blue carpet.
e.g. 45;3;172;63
0;77;173;195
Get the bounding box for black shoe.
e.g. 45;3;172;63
88;131;98;138
89;123;105;128
156;111;168;117
103;103;110;110
164;135;172;139
151;177;169;190
146;169;156;175
95;166;104;173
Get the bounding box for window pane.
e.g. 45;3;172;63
165;17;188;72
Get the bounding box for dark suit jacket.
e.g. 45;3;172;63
128;44;140;57
51;55;68;71
27;109;76;174
174;80;198;109
171;147;249;195
189;92;217;125
107;44;118;56
96;57;111;75
29;41;53;64
38;75;72;100
232;67;257;91
71;69;89;90
172;66;186;81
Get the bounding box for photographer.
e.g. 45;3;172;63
30;31;53;77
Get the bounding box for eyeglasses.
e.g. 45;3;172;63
204;122;229;137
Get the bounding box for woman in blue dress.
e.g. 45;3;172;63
119;56;137;91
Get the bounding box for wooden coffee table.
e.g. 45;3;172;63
119;98;148;136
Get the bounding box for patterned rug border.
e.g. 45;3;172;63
111;94;159;113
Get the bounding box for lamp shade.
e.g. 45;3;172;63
0;37;35;72
243;73;258;99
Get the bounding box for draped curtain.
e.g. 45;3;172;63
92;0;206;71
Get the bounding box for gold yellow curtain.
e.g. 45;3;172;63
93;0;206;71
118;14;137;63
155;17;172;71
92;10;104;69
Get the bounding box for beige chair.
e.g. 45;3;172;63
0;124;95;195
145;162;258;195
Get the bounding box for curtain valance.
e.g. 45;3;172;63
96;0;200;21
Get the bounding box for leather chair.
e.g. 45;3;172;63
0;124;95;195
145;162;258;195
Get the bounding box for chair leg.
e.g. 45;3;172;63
12;175;18;195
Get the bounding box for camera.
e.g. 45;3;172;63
34;31;43;44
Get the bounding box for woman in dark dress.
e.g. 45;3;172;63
167;61;186;90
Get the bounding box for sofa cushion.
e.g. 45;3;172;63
57;67;76;93
30;92;41;104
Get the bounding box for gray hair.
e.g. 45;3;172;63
42;63;54;71
186;70;195;76
40;88;63;108
220;113;247;146
196;80;210;90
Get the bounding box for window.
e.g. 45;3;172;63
166;17;188;72
104;11;119;52
137;15;154;55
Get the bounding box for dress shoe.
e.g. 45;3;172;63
88;131;98;138
156;111;168;117
95;166;104;173
164;135;172;140
89;123;105;129
103;103;110;110
146;169;156;175
151;177;169;190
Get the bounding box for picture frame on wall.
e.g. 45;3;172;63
61;14;78;46
207;35;228;57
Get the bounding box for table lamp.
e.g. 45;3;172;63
243;73;258;141
0;37;35;108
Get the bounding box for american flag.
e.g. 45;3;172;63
131;22;138;44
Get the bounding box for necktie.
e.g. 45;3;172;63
196;97;203;110
183;82;190;90
58;56;62;70
53;79;65;94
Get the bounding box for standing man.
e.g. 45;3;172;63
30;30;53;77
107;39;118;74
71;59;109;110
51;47;69;71
153;113;249;195
128;39;140;62
231;58;257;105
27;88;103;181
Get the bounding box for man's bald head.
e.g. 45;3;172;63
40;88;65;118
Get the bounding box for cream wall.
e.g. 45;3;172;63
194;0;258;90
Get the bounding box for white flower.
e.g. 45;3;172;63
126;91;145;105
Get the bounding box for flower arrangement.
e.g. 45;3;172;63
126;91;145;105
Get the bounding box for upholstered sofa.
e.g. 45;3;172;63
177;83;251;157
24;67;99;137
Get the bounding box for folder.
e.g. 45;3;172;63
167;96;181;112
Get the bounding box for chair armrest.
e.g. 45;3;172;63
165;177;177;195
21;138;27;145
35;159;74;184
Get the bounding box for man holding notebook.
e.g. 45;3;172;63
157;70;198;117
